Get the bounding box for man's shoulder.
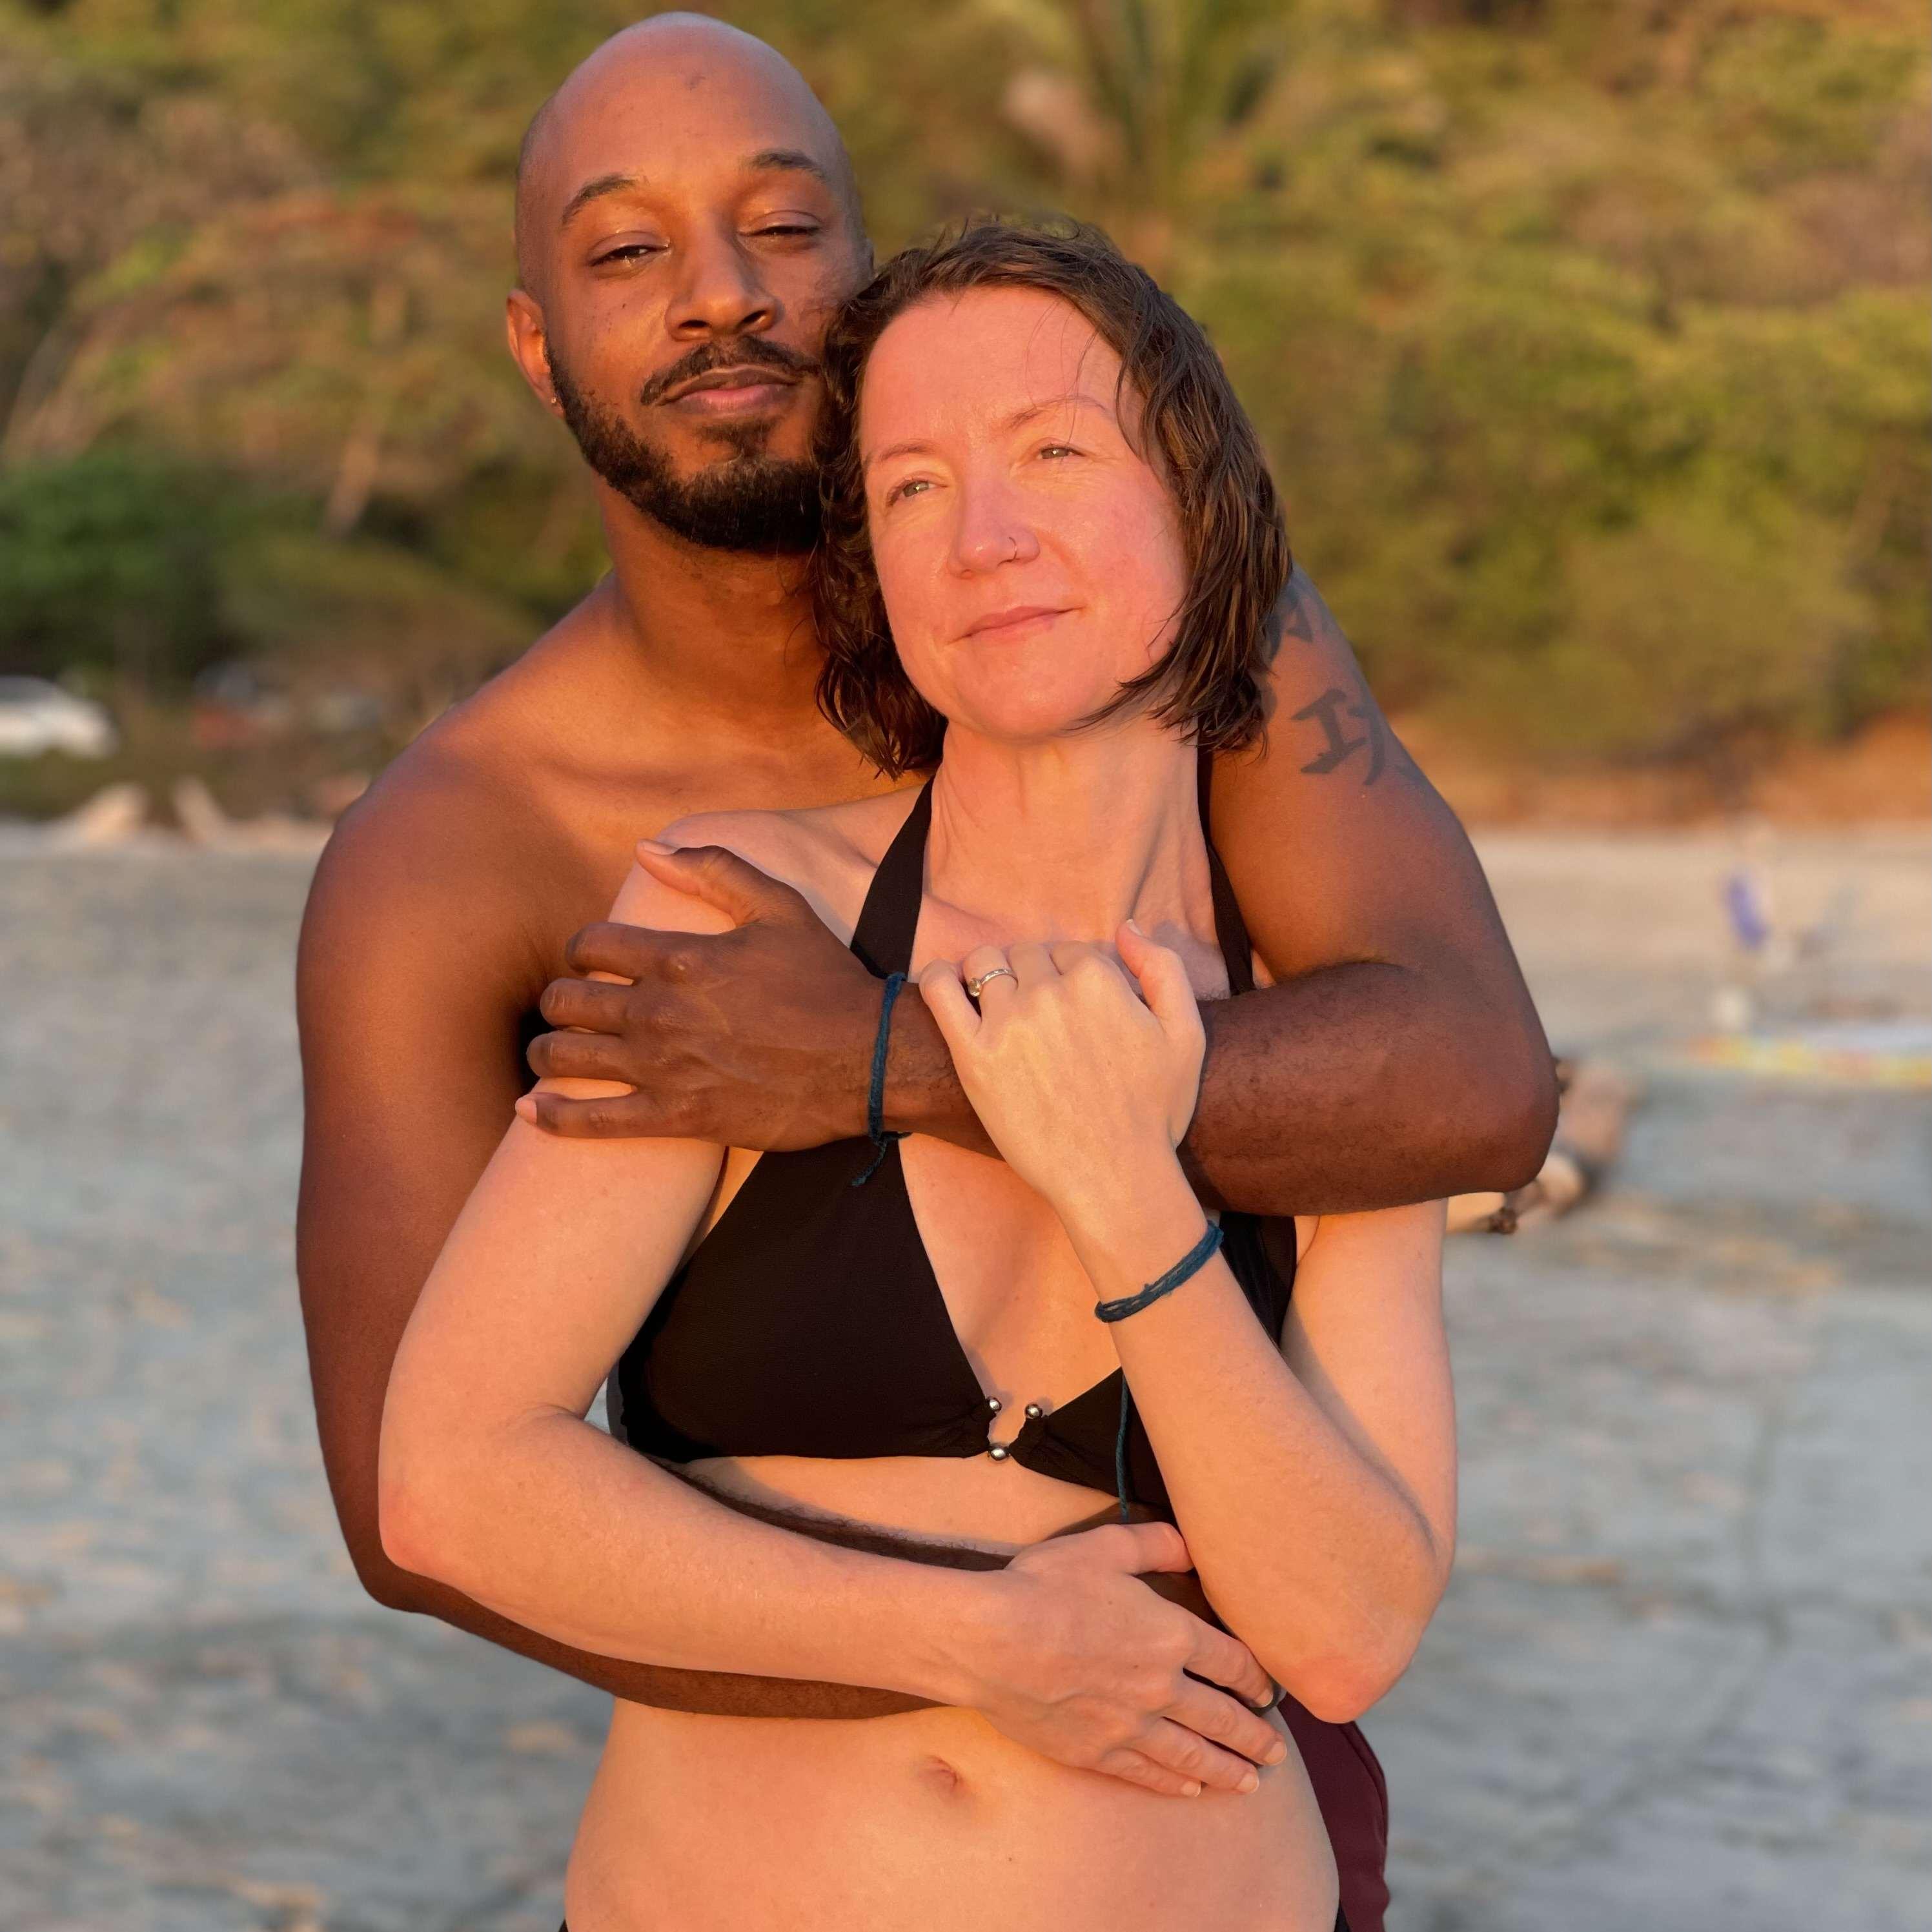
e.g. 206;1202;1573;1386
299;694;561;1000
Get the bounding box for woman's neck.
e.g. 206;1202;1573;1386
923;725;1214;950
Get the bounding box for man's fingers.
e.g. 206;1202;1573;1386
1181;1619;1278;1712
1166;1678;1290;1769
1135;1717;1263;1795
1094;1749;1201;1799
537;975;631;1033
517;1090;658;1139
635;840;815;928
525;1028;631;1084
560;921;658;981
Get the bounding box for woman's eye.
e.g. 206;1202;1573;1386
882;478;931;507
1038;443;1079;461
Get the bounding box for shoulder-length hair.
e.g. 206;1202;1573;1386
809;217;1291;778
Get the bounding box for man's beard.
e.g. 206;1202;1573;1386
547;347;820;556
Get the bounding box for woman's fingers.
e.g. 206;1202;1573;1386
1182;1620;1280;1712
1005;939;1058;988
1115;920;1201;1037
1133;1716;1265;1795
1166;1676;1290;1768
959;942;1021;1010
1094;1749;1203;1799
917;959;979;1052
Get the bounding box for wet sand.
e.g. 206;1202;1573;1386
1;825;1927;1929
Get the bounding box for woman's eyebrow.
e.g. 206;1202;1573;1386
1004;392;1114;432
865;392;1115;473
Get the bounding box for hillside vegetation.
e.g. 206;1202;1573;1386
1;0;1924;804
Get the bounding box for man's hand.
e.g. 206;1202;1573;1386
951;1521;1287;1798
523;840;881;1148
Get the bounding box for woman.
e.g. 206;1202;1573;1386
380;221;1456;1932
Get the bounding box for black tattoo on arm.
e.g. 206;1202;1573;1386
1293;686;1391;784
1269;567;1421;789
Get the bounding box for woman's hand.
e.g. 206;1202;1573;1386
947;1521;1286;1797
919;922;1204;1219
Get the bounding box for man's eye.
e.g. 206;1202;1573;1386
751;224;820;240
596;243;663;265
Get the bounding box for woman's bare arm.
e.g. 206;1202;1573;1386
921;930;1457;1720
1063;1189;1454;1720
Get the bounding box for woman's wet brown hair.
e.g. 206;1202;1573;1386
809;218;1291;778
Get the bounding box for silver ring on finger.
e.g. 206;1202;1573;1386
964;964;1017;1000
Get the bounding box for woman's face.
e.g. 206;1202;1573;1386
857;285;1190;749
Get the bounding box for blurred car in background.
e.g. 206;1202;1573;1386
0;678;119;758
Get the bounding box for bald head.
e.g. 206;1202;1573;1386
513;14;864;300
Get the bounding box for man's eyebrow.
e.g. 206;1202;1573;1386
747;147;833;187
558;173;639;230
864;392;1116;474
559;151;834;233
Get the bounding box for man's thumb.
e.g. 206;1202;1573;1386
635;840;809;927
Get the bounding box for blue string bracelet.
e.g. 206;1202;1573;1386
850;971;909;1188
1093;1221;1223;1323
1103;1222;1223;1520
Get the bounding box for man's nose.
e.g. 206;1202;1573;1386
951;481;1041;574
664;227;777;341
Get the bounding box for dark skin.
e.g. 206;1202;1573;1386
297;17;1554;1755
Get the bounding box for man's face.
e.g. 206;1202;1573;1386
516;40;871;553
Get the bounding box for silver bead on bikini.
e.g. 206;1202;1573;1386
1023;1402;1043;1419
988;1443;1011;1461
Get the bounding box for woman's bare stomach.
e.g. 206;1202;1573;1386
562;1454;1339;1932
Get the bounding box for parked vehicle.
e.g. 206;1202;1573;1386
0;678;118;757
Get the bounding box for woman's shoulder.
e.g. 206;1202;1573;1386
647;786;926;945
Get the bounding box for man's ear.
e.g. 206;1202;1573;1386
505;289;565;420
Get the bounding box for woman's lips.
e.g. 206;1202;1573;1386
962;606;1072;639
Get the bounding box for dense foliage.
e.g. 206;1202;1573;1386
1;0;1924;773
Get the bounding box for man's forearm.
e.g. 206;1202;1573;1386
1185;961;1554;1216
888;967;1556;1217
378;1557;937;1716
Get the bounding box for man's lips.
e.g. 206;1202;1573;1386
962;605;1073;639
660;366;802;411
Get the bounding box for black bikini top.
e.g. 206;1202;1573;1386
605;759;1296;1523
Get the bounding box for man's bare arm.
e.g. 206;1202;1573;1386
526;572;1556;1214
1185;567;1556;1212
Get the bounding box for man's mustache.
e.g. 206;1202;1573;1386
639;338;819;407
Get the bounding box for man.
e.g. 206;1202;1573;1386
296;15;1554;1929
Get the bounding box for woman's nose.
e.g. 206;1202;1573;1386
950;487;1041;574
